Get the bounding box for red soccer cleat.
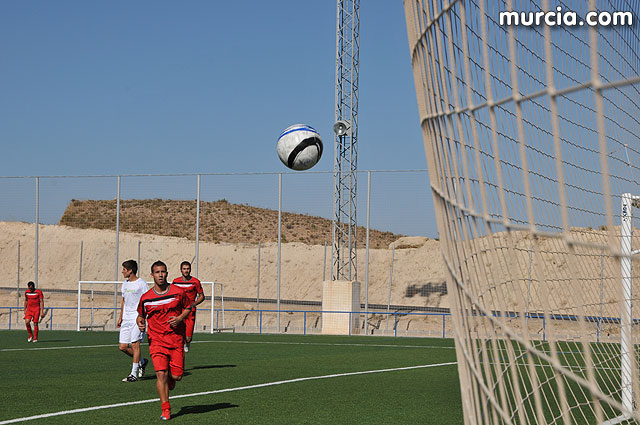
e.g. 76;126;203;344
160;409;171;420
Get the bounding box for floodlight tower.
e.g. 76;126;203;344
331;0;360;281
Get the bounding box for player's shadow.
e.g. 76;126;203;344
140;365;235;380
172;402;238;419
32;340;70;343
188;364;236;371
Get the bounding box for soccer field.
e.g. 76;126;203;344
0;331;462;424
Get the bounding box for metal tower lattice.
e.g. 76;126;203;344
331;0;359;281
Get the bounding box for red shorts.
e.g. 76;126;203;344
150;344;184;377
24;309;40;323
184;311;197;338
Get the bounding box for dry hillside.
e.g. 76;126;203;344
59;199;405;249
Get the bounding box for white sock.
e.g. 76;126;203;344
131;363;139;376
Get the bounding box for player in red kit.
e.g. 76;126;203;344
137;261;193;421
24;281;44;343
172;261;205;353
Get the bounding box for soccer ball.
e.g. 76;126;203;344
276;124;323;171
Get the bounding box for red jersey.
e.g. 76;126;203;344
137;284;190;349
25;289;44;310
171;276;203;309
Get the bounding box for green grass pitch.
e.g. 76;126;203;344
0;331;462;424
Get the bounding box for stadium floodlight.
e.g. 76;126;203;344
333;120;351;136
404;0;640;424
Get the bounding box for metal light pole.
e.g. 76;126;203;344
331;0;360;281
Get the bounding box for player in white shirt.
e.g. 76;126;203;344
117;260;149;382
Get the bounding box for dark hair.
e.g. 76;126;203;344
27;281;35;288
122;260;138;275
151;260;167;272
180;261;191;268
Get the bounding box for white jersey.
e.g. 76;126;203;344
121;277;148;322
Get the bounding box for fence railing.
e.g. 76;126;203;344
1;306;632;342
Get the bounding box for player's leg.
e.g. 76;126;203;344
118;322;134;357
121;321;142;381
169;345;185;388
150;346;171;420
130;340;141;377
184;312;195;352
24;314;33;342
32;311;40;342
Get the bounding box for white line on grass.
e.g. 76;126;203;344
0;361;458;424
1;339;455;353
0;344;116;352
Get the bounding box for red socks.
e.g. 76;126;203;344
26;324;33;338
161;401;171;411
34;325;39;339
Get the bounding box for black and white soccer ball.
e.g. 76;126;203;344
276;124;323;171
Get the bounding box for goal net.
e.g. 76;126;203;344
404;0;640;423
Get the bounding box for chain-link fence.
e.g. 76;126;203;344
0;170;452;336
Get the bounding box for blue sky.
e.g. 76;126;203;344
0;1;435;236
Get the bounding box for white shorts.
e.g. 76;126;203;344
119;320;144;344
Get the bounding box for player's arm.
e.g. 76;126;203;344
23;295;27;311
136;314;146;332
194;291;205;307
117;297;125;327
168;292;193;327
168;305;192;327
39;292;45;318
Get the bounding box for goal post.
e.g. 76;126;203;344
77;281;225;334
77;281;123;331
620;193;640;416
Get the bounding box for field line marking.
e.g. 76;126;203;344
0;361;457;424
0;344;116;352
1;339;455;353
193;339;457;350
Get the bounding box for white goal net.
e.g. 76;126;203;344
404;0;640;423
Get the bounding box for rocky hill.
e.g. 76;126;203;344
59;199;405;249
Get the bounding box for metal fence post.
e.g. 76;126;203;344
16;241;20;308
195;174;201;277
385;245;395;332
35;177;39;287
304;311;307;335
323;241;327;281
257;241;261;330
137;240;141;276
78;240;83;283
114;176;121;327
393;312;397;336
364;171;371;336
277;173;282;333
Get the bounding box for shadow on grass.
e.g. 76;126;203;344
140;365;235;381
188;364;236;371
30;340;71;344
172;402;238;418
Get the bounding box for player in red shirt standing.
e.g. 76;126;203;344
24;281;44;343
172;261;205;353
137;261;193;421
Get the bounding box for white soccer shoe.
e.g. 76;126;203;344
137;358;148;378
184;342;190;353
27;337;33;343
